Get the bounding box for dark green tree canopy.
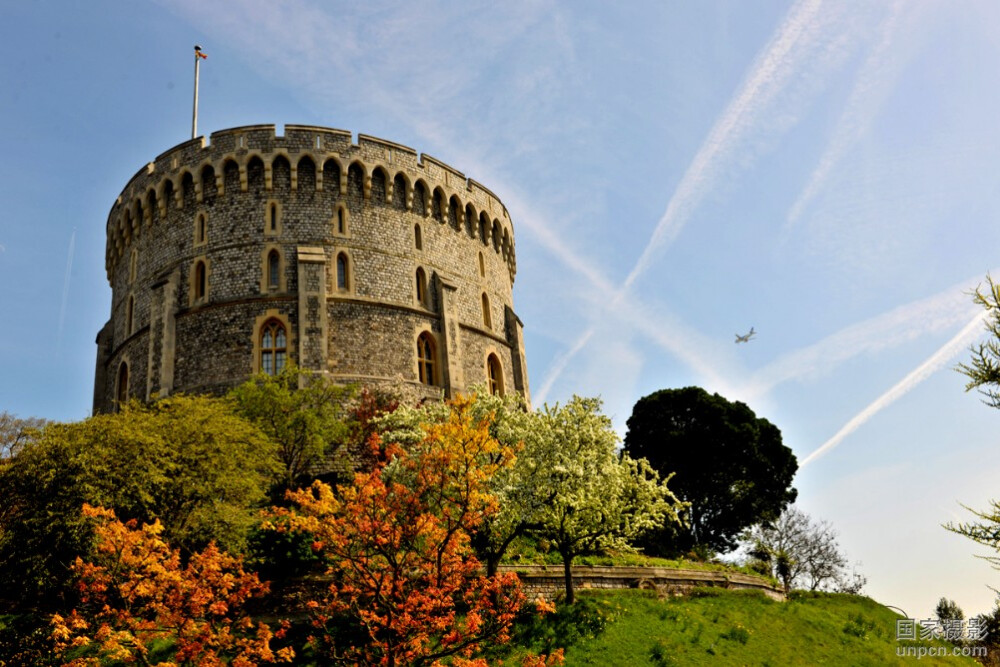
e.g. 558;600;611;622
623;386;798;555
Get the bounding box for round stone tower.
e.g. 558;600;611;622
93;124;529;413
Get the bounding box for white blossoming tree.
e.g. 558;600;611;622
532;396;685;603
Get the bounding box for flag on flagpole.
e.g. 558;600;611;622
195;47;207;59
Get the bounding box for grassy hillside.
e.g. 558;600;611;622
505;589;984;666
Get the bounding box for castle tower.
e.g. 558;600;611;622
93;125;529;413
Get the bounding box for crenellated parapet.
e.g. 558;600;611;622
105;124;517;283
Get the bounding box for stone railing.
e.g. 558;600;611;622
498;564;785;602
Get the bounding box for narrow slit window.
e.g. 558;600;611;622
337;208;346;234
481;293;492;329
269;203;277;231
194;261;207;301
416;267;428;307
126;296;135;337
337;253;349;291
415;224;422;250
267;250;280;289
116;362;129;411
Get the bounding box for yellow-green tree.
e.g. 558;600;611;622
0;395;277;605
229;366;353;493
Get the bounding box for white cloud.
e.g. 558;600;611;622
785;0;911;229
623;0;877;290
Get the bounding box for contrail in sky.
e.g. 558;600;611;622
57;228;76;352
623;0;828;290
536;0;839;403
800;311;987;468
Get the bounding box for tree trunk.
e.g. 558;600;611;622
562;551;575;604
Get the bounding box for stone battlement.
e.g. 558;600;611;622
106;125;515;282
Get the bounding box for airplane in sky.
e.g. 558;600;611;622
735;327;756;344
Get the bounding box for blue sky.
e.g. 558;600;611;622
3;0;1000;621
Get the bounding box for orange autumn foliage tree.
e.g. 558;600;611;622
51;504;293;667
267;396;561;666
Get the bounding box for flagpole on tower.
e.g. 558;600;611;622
192;45;206;139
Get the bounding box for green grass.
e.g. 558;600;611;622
502;589;984;666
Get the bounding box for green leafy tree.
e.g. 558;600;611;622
0;394;277;605
936;597;964;622
958;275;1000;406
949;277;1000;596
623;386;798;556
532;396;683;603
229;366;354;492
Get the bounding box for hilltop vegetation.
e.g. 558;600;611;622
0;382;687;664
3;374;863;665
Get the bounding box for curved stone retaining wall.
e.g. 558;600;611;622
498;565;785;602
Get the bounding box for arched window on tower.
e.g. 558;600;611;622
416;267;428;307
193;260;207;303
417;332;436;386
336;252;350;292
267;250;280;290
129;249;138;283
487;354;503;396
126;295;135;337
481;293;492;329
260;319;287;376
115;361;129;412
